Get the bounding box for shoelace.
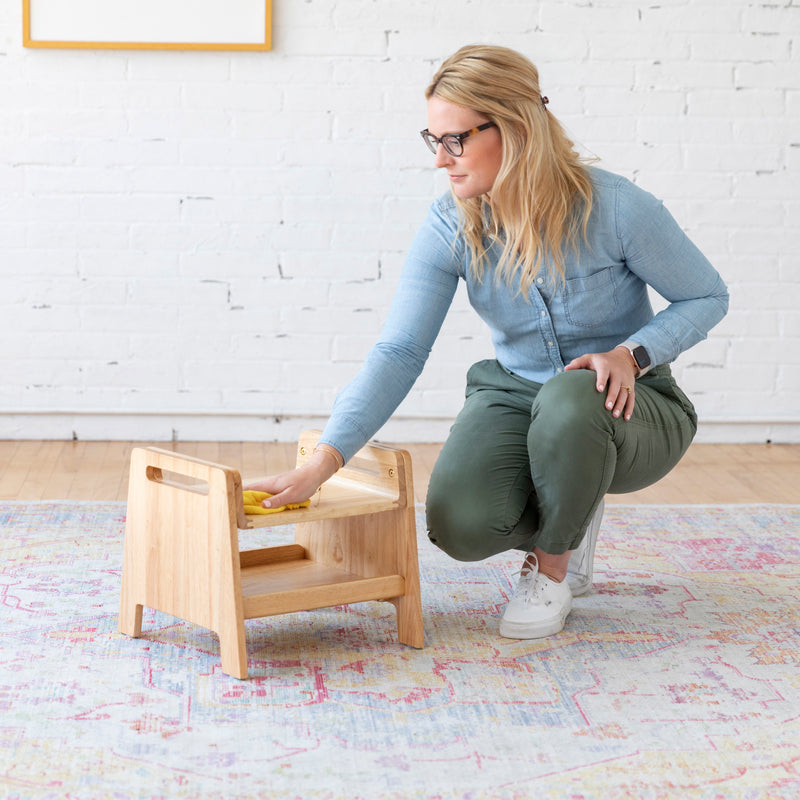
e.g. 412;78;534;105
512;553;545;603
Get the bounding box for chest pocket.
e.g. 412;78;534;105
562;267;618;328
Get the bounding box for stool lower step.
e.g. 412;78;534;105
240;547;405;617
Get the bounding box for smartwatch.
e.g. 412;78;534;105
619;343;651;377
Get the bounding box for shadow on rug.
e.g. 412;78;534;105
1;502;799;799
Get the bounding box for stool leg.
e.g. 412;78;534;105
392;595;424;649
393;505;424;648
118;600;143;638
219;619;249;680
118;519;143;637
213;481;250;681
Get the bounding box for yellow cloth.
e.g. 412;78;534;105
242;490;310;515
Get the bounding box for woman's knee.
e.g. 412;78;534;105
531;369;607;432
425;398;536;560
426;474;499;561
426;464;537;562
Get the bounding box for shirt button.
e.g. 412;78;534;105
537;278;544;284
548;341;554;346
540;310;546;317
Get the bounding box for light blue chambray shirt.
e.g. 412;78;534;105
320;167;729;462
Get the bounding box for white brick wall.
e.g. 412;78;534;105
1;1;798;443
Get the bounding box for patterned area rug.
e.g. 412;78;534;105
1;502;799;799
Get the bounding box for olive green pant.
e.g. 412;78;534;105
425;359;697;560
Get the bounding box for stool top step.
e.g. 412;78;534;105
242;477;402;528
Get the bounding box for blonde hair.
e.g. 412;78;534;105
425;45;593;292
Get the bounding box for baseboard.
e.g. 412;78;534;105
1;412;799;443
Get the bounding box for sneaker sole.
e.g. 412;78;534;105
498;600;572;640
567;574;592;596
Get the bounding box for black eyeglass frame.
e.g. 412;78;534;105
420;121;497;157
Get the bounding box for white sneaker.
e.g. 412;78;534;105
566;499;605;596
499;553;572;639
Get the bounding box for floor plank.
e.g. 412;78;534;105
0;441;798;505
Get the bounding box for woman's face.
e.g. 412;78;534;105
426;96;504;200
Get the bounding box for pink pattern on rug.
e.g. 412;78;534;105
1;502;798;799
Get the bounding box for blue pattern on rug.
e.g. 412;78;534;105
1;502;799;798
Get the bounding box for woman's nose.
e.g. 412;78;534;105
434;144;453;168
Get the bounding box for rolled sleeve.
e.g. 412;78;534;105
615;179;729;367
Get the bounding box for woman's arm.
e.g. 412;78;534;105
613;177;729;368
249;199;462;508
567;176;729;422
315;198;462;463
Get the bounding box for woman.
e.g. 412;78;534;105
249;45;729;639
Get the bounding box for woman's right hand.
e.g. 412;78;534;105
245;451;340;509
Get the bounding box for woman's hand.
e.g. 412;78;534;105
244;450;340;509
565;347;638;421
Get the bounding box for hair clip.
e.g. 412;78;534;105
541;96;550;107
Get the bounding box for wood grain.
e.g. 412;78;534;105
1;441;798;504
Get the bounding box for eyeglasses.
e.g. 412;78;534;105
419;121;497;157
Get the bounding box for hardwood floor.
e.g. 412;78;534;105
1;441;798;505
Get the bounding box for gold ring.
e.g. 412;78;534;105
623;385;632;394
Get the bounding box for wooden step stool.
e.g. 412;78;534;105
118;431;424;679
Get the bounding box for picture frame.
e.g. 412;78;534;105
23;0;272;51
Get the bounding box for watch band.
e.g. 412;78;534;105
617;341;652;378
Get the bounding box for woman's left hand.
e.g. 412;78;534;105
565;348;638;421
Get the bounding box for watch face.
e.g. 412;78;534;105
633;346;651;369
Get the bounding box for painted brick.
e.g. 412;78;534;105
0;0;797;442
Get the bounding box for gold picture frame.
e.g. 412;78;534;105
23;0;272;51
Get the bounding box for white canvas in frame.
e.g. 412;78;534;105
23;0;272;50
